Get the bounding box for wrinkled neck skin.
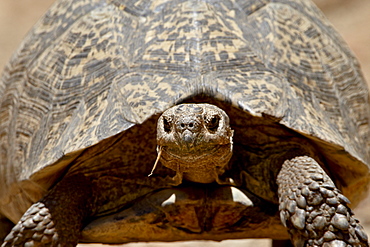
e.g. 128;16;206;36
158;141;233;184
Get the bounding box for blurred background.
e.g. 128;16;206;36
0;0;369;246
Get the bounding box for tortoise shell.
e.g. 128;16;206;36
0;0;369;239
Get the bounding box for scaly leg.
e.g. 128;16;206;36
277;156;369;247
1;175;94;247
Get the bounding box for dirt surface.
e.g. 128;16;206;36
0;0;369;246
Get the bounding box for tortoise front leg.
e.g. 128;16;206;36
1;175;94;247
277;156;369;247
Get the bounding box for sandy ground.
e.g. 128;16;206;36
0;0;369;246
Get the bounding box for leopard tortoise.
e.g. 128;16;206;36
0;0;369;246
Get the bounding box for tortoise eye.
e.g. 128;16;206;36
206;116;220;132
163;117;172;133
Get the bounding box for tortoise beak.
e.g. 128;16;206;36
181;129;197;150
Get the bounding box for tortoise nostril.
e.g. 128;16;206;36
177;119;198;132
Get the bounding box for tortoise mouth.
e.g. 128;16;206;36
80;183;286;244
158;143;233;183
161;143;225;159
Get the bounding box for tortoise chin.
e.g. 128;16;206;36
160;143;233;184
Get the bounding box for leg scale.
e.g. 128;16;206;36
2;202;62;247
277;156;369;247
1;175;93;247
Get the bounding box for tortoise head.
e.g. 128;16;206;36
156;103;234;184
